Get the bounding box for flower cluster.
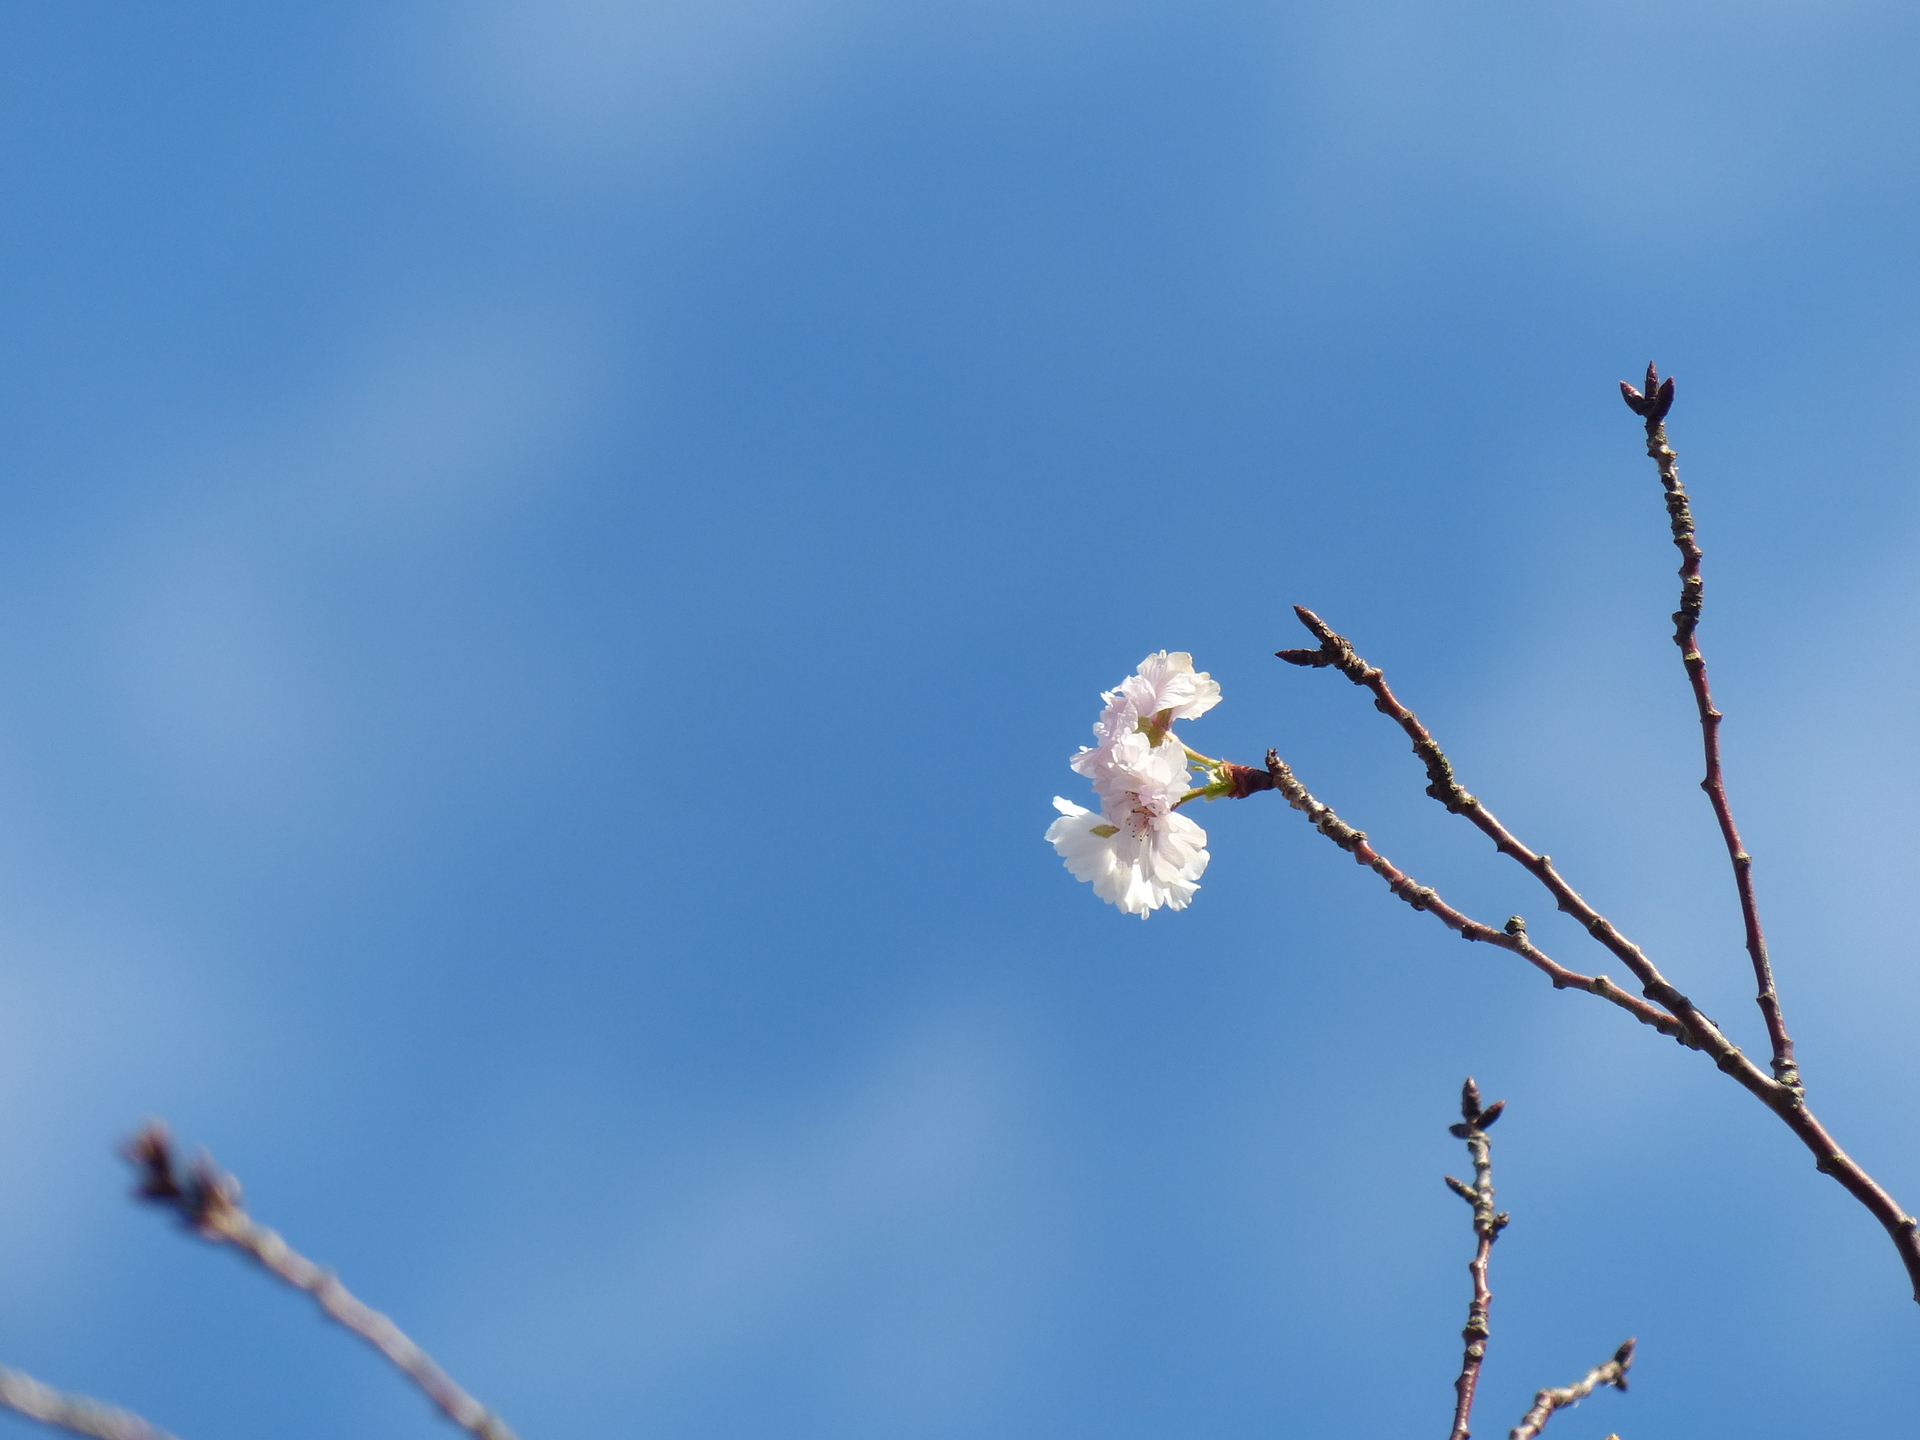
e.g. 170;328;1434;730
1045;652;1221;916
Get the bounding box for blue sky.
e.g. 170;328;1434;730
0;1;1918;1436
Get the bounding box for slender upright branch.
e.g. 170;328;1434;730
0;1369;178;1440
1508;1338;1633;1440
1621;364;1798;1090
1260;750;1687;1041
1275;613;1920;1301
1444;1079;1509;1440
125;1125;519;1440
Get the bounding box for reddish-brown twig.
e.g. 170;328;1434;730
1508;1338;1633;1440
1260;751;1688;1041
1275;613;1920;1300
0;1369;178;1440
125;1125;518;1440
1621;364;1798;1089
1277;605;1734;1059
1443;1079;1509;1440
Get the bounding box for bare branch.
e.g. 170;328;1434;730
125;1124;518;1440
1624;364;1798;1090
1508;1338;1633;1440
1260;750;1689;1042
0;1369;178;1440
1274;611;1920;1300
1279;603;1743;1066
1444;1079;1509;1440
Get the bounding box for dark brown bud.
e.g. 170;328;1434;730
1275;647;1331;667
1619;380;1649;415
1475;1099;1505;1129
1650;374;1676;420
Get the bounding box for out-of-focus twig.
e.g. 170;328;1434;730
1508;1338;1633;1440
1259;750;1688;1041
1621;364;1798;1090
1275;609;1920;1301
1443;1079;1508;1440
0;1368;178;1440
124;1124;518;1440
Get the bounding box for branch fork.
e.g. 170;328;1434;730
1255;368;1920;1304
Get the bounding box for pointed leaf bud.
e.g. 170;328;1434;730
1651;374;1676;420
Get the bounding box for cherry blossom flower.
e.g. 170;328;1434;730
1045;796;1208;916
1047;652;1220;916
1117;651;1220;732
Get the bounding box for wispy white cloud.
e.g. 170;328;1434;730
81;302;597;820
416;0;886;174
408;0;1115;179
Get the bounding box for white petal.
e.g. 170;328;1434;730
1119;651;1222;724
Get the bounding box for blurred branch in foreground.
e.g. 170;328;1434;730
0;1368;177;1440
124;1124;518;1440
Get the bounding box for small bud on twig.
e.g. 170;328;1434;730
1620;363;1675;421
1274;647;1332;667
